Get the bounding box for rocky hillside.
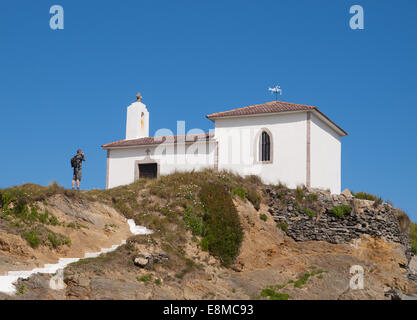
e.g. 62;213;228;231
0;170;416;300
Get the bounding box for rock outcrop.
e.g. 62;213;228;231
266;187;410;252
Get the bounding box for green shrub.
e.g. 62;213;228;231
137;274;152;282
373;197;383;207
155;278;162;285
16;285;25;296
48;233;60;248
277;221;288;232
64;237;72;246
199;183;243;267
231;187;246;200
48;213;59;226
200;237;209;251
296;187;304;201
38;211;49;224
331;205;351;218
183;207;204;236
305;208;316;218
410;222;417;254
22;228;40;248
28;207;39;222
1;191;14;210
47;233;71;248
353;191;377;201
293;269;328;288
259;213;267;221
396;209;411;234
306;193;318;202
260;288;289;300
294;273;311;288
275;182;287;190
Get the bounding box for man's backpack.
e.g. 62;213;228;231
71;156;78;168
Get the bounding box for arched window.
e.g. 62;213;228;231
261;131;271;162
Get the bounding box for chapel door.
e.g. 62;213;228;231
139;163;157;179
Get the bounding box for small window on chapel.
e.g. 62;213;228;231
140;112;145;128
260;131;271;162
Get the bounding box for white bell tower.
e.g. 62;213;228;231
126;92;149;140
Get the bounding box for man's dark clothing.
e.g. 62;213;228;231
73;154;85;181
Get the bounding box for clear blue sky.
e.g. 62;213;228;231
0;1;416;220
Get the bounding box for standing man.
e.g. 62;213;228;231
71;149;86;190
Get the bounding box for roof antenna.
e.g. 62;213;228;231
268;85;282;101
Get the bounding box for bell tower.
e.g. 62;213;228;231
126;92;149;140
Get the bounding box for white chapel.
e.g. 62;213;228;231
102;93;347;194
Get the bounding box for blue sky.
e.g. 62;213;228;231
0;1;416;220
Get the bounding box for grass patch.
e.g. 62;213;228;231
183;207;204;236
16;285;24;296
200;237;209;251
331;205;351;218
259;213;267;221
277;221;288;233
293;269;328;288
47;233;71;248
259;267;328;299
136;274;152;282
260;288;289;300
22;228;40;248
306;193;318;202
410;222;417;254
296;186;304;202
21;226;70;249
231;186;261;211
231;187;246;200
0;182;78;205
353;191;377;201
305;208;316;218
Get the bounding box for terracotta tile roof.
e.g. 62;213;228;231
206;100;347;136
102;133;214;149
206;100;316;119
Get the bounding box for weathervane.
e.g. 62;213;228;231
268;85;282;101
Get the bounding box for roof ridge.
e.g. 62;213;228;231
206;100;317;118
102;132;214;148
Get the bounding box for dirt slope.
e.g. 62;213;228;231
0;194;131;275
1;171;416;300
2;196;416;300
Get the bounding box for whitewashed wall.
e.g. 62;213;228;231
126;101;149;140
107;142;216;189
107;110;343;193
310;113;341;194
214;112;308;189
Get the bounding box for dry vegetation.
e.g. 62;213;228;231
60;170;265;288
0;183;72;248
85;169;263;266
